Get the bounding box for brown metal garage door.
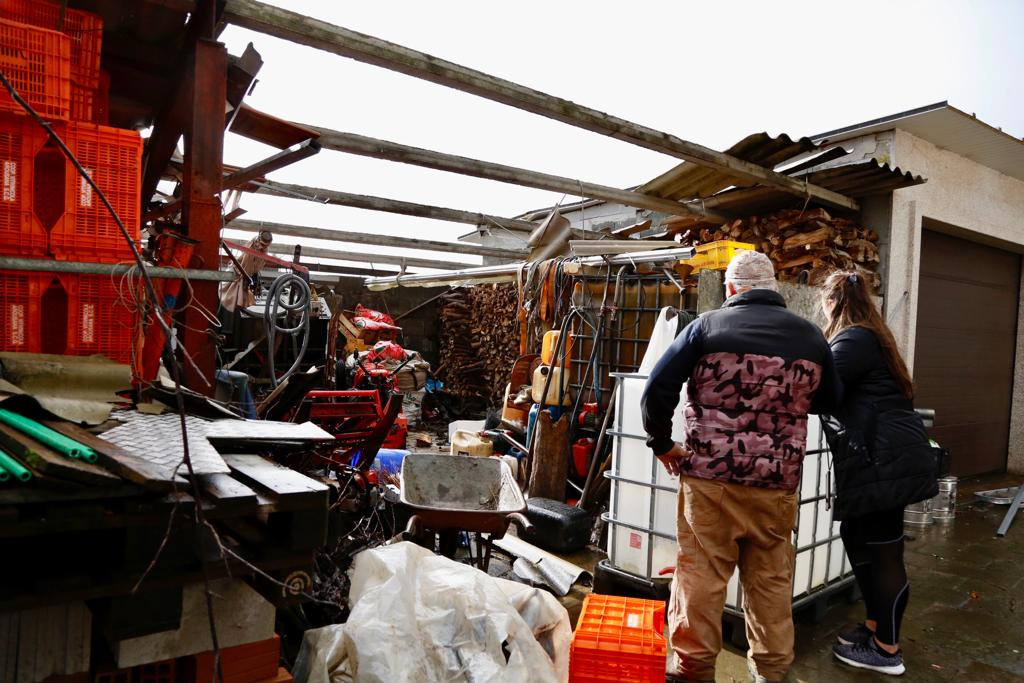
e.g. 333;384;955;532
913;230;1021;476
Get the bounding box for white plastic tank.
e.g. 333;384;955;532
604;372;852;612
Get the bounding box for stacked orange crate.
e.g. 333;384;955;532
569;594;668;682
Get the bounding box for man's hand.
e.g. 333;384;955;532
656;443;689;477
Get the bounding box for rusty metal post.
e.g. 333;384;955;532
181;38;228;392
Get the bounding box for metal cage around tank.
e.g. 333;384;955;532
603;372;855;617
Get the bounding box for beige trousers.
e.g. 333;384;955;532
669;475;798;681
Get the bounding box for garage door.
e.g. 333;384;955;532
913;230;1021;476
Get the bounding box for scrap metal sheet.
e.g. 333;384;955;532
100;412;229;475
0;352;131;425
204;419;334;441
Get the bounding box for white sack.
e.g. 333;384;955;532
293;542;570;683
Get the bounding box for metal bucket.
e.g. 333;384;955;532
931;476;958;522
904;498;932;526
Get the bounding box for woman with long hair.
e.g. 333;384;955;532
821;271;938;677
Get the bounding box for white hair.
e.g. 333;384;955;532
724;250;778;292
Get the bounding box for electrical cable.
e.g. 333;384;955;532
264;272;311;387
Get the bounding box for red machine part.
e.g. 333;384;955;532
302;390;408;467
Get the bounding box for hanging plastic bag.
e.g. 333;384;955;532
638;307;680;375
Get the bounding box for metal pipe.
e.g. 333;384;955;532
0;257;235;282
363;247;696;291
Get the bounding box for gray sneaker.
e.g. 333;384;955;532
836;622;874;646
833;639;906;676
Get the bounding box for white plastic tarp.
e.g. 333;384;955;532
293;542;571;683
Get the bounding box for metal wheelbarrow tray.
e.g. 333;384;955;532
399;453;528;539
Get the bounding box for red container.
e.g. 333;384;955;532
64;272;137;363
70;82;93;121
193;635;282;683
0;17;70;120
0;269;43;352
136;659;177;683
0;113;48;256
572;437;596;478
0;0;103;88
569;594;668;682
48;121;142;263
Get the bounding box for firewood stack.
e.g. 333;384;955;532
686;208;881;289
437;284;520;404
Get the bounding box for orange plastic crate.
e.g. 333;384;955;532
70;81;92;121
0;269;43;352
193;635;282;683
0;17;70;120
569;594;668;683
64;272;138;363
0;0;102;88
0;113;48;256
49;121;142;262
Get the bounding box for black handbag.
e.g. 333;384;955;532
822;402;943;520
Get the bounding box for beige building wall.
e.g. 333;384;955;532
859;129;1024;473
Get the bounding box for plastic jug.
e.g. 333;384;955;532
541;330;570;367
531;365;571;405
572;438;596;478
450;430;494;457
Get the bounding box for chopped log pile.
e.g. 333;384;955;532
437;284;520;404
684;208;881;289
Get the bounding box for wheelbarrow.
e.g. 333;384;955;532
398;453;530;571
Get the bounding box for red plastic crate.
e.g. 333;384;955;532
70;82;92;121
0;17;70;120
137;659;177;683
0;112;48;255
49;121;142;262
0;0;102;88
193;635;282;683
569;594;668;683
0;269;43;351
64;272;138;363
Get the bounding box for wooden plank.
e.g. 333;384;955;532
221;454;328;507
42;422;177;491
0;424;121;487
265;242;473;271
781;225;833;250
230;218;526;260
220;0;858;212
193;472;259;512
231;103;322;149
252;179;537;233
0;610;16;683
309;127;723;220
221;138;320;190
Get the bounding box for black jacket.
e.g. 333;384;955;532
641;289;841;490
828;326;938;518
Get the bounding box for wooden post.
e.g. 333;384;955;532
181;38;228;393
528;411;570;500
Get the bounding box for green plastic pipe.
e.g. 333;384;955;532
0;449;31;482
0;467;9;483
0;409;97;462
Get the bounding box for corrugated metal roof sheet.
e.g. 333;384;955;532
639;133;818;200
815;103;1024;183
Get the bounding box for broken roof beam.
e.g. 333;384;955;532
307;126;724;220
221;139;320;189
220;0;858;212
229;218;525;259
249;179;538;234
230;104;322;149
263;243;474;271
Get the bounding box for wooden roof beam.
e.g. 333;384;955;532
228;218;525;259
263;243;475;271
220;0;858;212
248;179;538;234
306;126;725;220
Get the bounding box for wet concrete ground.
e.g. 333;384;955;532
545;474;1024;681
712;474;1024;681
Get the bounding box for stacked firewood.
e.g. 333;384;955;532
437;284;520;404
687;208;881;289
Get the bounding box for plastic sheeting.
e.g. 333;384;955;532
293;542;571;683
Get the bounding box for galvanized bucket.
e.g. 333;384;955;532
931;476;958;522
904;498;932;526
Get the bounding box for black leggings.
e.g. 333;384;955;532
840;507;909;646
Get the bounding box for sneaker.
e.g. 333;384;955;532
836;622;874;646
833;639;906;676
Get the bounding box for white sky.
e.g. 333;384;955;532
218;0;1024;275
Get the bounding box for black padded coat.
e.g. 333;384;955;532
827;326;939;520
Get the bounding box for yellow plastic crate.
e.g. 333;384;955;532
686;240;755;273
